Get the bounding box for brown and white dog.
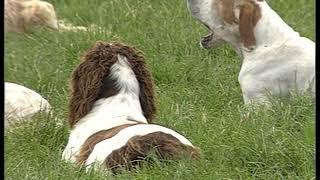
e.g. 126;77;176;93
5;0;59;33
187;0;315;104
62;42;199;173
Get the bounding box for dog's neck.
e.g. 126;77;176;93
79;91;146;125
249;1;299;49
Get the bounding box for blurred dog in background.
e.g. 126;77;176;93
5;0;59;33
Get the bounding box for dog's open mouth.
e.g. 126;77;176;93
200;33;214;49
200;32;224;49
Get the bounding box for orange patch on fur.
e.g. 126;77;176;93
239;0;262;49
216;0;237;25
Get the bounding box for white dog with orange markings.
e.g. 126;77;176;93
187;0;315;105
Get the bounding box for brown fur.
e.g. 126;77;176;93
239;0;262;49
216;0;237;25
5;0;58;33
104;131;200;173
76;122;144;165
213;0;262;49
69;41;156;127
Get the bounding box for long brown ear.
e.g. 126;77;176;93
217;0;237;25
239;1;261;50
132;60;156;124
68;41;118;127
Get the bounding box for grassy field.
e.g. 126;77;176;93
4;0;315;179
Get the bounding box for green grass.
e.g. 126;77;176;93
5;0;315;179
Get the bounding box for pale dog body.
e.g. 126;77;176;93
5;82;51;128
5;0;91;33
237;1;315;103
5;0;59;33
239;38;315;103
62;55;194;166
188;0;315;104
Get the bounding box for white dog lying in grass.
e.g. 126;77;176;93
5;0;59;33
5;82;52;129
187;0;315;105
5;0;101;33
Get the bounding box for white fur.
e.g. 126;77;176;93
188;0;315;104
187;0;221;29
5;82;52;128
62;55;194;164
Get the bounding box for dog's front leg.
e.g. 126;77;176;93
239;75;272;106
